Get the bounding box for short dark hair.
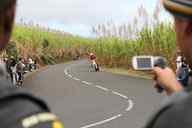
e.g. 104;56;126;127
0;0;16;13
0;0;16;50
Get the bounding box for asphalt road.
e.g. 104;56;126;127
24;60;164;128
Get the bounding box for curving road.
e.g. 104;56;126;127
24;60;164;128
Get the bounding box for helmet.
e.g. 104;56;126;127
90;53;94;56
163;0;192;20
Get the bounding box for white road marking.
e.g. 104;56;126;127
64;65;135;128
68;74;72;78
81;84;89;87
82;81;92;85
64;69;68;75
112;91;128;99
80;114;122;128
73;77;80;81
126;100;134;112
95;85;109;92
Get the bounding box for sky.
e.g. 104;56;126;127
16;0;171;37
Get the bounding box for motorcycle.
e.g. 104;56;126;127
91;60;100;72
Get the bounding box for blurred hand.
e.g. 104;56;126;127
153;67;183;95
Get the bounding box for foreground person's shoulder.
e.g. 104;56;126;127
151;93;192;128
145;91;192;128
0;86;64;128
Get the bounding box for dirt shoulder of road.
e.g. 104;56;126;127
103;67;153;80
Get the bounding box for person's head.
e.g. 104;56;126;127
163;0;192;68
90;53;94;56
0;0;16;50
19;57;25;63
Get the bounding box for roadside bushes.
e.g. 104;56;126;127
91;23;176;69
8;25;91;65
2;22;176;70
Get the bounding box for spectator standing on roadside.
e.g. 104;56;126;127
176;55;190;87
28;57;34;71
16;58;25;83
8;56;17;82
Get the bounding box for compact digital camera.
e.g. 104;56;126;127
132;56;166;70
132;56;167;93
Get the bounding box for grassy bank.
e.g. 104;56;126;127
93;23;176;69
1;22;176;70
4;25;93;65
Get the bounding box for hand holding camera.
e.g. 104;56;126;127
132;56;183;95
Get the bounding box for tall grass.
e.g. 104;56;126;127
91;3;177;69
92;27;176;69
3;23;176;69
6;25;93;65
2;3;177;70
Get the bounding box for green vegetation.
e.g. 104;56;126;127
91;23;176;69
5;25;93;65
1;4;177;69
3;22;176;70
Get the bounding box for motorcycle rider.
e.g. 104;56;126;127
89;52;99;71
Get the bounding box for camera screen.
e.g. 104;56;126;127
137;58;152;69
